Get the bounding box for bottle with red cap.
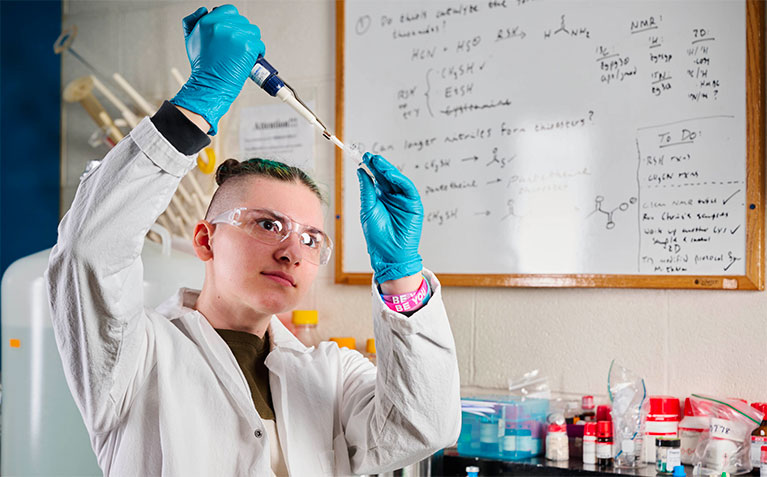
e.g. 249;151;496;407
679;397;709;465
597;404;612;422
751;403;767;470
546;422;569;461
583;422;597;465
596;420;613;468
580;395;596;422
643;396;681;463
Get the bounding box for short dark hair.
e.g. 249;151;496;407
204;158;325;221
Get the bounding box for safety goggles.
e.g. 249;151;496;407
210;207;333;265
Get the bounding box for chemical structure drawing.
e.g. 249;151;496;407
543;14;591;39
588;195;637;230
500;198;522;221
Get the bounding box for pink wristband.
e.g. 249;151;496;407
382;276;430;313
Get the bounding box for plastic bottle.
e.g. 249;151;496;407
517;426;533;458
565;401;581;424
750;403;767;470
364;338;376;365
583;422;597;465
581;395;596;422
292;310;320;348
479;410;500;454
679;397;709;465
546;423;569;461
643;396;681;463
596;420;614;468
2;241;203;476
329;337;356;350
760;445;767;477
597;404;612;422
502;404;519;459
466;465;480;477
672;464;686;477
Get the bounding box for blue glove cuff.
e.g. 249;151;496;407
373;255;423;284
170;76;240;135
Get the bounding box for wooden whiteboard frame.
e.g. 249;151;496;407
334;0;765;290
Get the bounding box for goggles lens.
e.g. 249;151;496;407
211;208;333;265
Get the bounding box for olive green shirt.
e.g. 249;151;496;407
215;329;275;420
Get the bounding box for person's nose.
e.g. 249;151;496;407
273;231;303;265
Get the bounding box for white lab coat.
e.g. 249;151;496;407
45;117;461;476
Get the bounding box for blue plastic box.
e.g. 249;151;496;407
457;396;549;461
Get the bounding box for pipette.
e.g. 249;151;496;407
249;57;374;179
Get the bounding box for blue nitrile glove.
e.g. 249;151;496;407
170;5;265;135
357;153;424;283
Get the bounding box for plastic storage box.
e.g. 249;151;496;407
457;396;550;461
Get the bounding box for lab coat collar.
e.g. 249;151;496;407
154;288;309;354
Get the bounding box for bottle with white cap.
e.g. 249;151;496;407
580;395;596;422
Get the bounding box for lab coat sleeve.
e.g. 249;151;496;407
339;269;462;474
45;118;198;434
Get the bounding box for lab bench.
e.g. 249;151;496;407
437;448;689;476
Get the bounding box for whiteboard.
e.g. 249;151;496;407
338;0;763;287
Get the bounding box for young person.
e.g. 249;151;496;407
46;5;460;476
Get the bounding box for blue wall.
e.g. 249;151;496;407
1;0;62;367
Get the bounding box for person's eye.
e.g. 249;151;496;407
300;232;320;248
256;218;283;234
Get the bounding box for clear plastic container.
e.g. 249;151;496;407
2;240;204;476
458;396;549;461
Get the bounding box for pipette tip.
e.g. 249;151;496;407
328;135;344;149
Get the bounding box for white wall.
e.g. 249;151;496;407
61;0;767;402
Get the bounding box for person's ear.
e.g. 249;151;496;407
192;221;215;261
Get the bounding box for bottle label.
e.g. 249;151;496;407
597;442;612;459
518;435;532;453
480;422;497;443
752;436;767;468
250;64;270;85
667;448;681;470
503;435;516;452
583;441;596;464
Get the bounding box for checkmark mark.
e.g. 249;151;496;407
723;189;741;205
730;225;741;234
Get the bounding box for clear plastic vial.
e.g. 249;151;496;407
292;310;320;348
